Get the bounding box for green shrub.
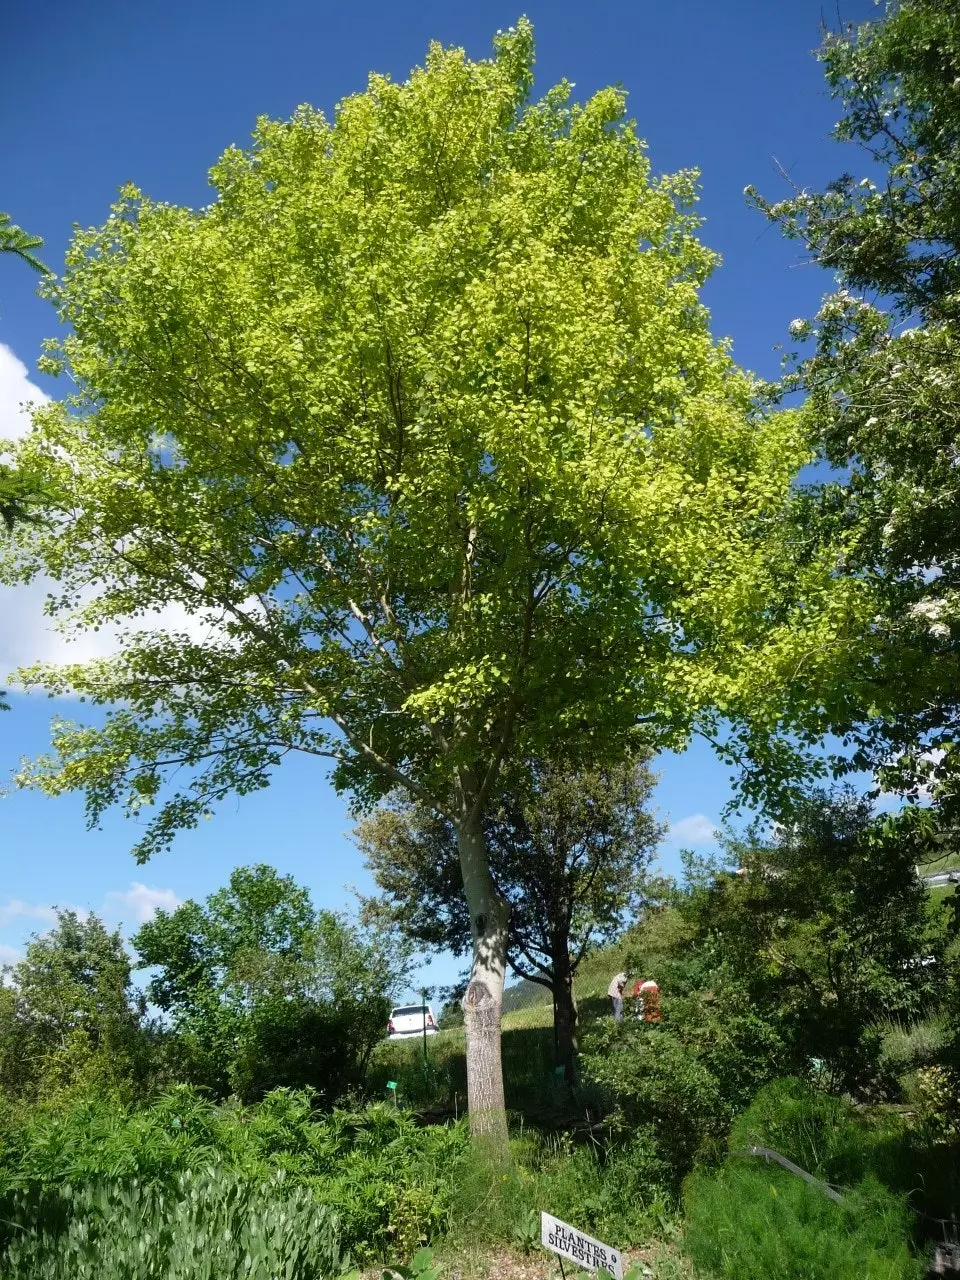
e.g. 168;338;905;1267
727;1077;937;1194
0;1166;346;1279
725;1077;960;1239
727;1078;852;1177
581;989;786;1183
904;1065;960;1143
442;1126;676;1253
530;1129;676;1245
683;1163;921;1280
0;1088;470;1263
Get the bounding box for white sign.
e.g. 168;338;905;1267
540;1212;623;1279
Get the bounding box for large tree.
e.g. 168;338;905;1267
3;23;863;1143
749;0;960;817
356;754;664;1081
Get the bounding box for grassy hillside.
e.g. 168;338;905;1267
372;923;654;1114
374;860;955;1118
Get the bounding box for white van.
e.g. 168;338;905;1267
386;1003;439;1039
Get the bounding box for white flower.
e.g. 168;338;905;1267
788;319;808;337
909;598;952;640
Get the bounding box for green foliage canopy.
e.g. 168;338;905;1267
750;0;960;813
0;212;50;572
690;790;946;1089
3;22;863;851
0;910;147;1103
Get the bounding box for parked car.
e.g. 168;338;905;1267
387;1004;439;1039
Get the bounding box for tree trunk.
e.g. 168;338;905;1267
457;809;510;1150
551;939;579;1083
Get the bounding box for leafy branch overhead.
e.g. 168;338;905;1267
0;213;50;539
0;212;49;277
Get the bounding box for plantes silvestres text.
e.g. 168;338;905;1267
2;22;868;1142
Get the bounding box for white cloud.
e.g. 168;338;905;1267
0;581;240;679
0;884;179;956
0;899;59;928
667;813;718;846
104;882;181;924
0;342;48;443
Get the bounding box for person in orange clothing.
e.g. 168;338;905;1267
634;978;662;1023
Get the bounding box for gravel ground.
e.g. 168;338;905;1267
419;1243;694;1280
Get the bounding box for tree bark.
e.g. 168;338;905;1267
457;808;510;1150
551;938;579;1083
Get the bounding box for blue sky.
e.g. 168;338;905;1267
0;0;878;994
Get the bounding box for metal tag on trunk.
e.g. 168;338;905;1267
540;1212;623;1278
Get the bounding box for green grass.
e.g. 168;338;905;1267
927;882;956;909
916;848;960;877
370;1021;575;1116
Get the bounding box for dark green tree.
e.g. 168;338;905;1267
750;0;960;816
687;790;945;1091
133;864;414;1101
355;754;664;1080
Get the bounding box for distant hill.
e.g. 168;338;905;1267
498;923;652;1018
501;977;545;1013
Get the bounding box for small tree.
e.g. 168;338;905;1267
133;864;413;1101
5;22;862;1143
0;910;147;1102
356;754;664;1080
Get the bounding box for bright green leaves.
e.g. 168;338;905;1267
2;21;865;843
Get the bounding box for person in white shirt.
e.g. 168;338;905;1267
608;971;628;1022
